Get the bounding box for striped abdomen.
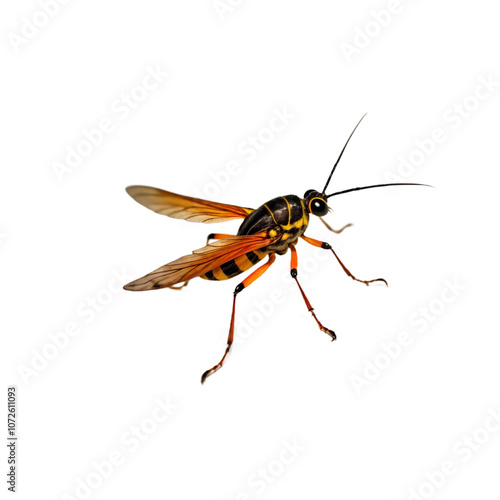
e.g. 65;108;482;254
201;249;267;281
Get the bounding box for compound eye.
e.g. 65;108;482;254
309;197;328;217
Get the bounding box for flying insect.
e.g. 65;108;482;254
124;115;429;383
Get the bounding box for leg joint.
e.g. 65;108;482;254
321;241;331;250
290;268;298;278
234;283;244;294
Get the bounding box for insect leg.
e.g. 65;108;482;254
290;244;336;341
201;252;276;384
300;235;388;286
320;217;352;234
206;233;235;244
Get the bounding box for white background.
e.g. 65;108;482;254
2;1;500;499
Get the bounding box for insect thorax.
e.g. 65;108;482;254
237;195;309;255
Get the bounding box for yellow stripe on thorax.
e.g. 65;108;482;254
279;199;307;237
264;204;279;225
279;217;307;231
282;196;291;226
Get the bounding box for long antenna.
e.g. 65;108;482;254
322;113;367;194
326;183;432;198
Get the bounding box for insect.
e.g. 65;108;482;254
124;115;428;383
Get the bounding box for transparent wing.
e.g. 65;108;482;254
126;186;253;223
124;232;277;291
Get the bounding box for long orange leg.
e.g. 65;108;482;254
301;235;388;286
201;252;276;384
290;244;336;341
206;233;235;244
320;217;352;234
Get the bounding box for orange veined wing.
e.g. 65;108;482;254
124;232;278;291
125;186;254;223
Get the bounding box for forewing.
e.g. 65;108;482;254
126;185;253;223
124;233;276;291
